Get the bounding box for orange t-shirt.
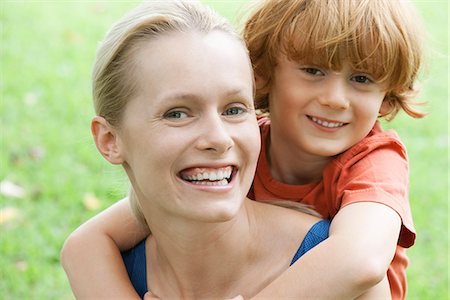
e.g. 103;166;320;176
249;117;415;300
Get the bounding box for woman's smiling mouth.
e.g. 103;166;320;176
179;166;234;186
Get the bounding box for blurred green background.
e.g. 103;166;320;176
1;1;448;299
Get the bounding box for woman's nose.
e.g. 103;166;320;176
195;114;234;154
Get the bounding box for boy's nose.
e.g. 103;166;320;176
318;80;350;110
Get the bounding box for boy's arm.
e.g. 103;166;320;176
355;275;391;299
251;202;400;299
61;197;150;299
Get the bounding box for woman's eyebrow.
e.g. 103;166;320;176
162;88;250;101
162;92;199;102
224;88;250;97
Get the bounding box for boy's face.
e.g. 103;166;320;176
115;31;259;224
268;54;388;158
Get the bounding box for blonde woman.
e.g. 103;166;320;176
62;1;335;299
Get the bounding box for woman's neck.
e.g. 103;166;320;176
145;200;278;299
147;200;257;299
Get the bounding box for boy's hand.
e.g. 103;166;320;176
144;291;160;299
143;291;244;300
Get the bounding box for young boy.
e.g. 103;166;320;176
61;0;425;298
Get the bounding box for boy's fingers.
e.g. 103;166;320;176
143;291;243;300
144;291;160;300
227;296;244;300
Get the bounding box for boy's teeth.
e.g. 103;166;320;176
311;116;344;128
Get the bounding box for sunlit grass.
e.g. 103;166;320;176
1;1;447;299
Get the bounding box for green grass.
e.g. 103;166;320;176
1;1;448;299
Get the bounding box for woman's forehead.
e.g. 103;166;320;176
132;31;247;69
129;31;253;99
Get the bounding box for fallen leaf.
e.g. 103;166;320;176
83;193;101;211
28;146;46;161
64;30;84;44
24;91;40;106
9;152;24;167
0;180;25;198
15;260;28;271
0;206;20;224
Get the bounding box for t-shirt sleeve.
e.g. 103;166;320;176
333;135;416;248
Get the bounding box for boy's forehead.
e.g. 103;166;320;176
284;40;386;74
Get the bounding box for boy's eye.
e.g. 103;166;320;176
302;67;324;76
351;75;372;84
164;110;188;120
224;106;246;116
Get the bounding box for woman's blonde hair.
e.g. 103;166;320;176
93;0;240;127
244;0;426;120
92;0;242;225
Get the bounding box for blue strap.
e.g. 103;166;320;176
122;239;148;298
290;219;330;265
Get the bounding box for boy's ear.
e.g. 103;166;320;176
379;97;393;115
91;116;124;165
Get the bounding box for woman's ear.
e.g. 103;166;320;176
91;116;124;165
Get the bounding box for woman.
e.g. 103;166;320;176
62;1;329;299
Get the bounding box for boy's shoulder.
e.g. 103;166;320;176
334;121;407;167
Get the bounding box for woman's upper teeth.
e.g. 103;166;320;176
181;167;232;181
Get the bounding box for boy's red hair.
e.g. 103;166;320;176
244;0;426;120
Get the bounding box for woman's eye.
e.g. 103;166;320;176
224;106;246;116
351;75;372;84
164;110;188;120
302;67;324;76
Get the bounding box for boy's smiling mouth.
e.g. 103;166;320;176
307;115;348;129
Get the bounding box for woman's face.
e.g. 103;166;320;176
117;31;260;224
